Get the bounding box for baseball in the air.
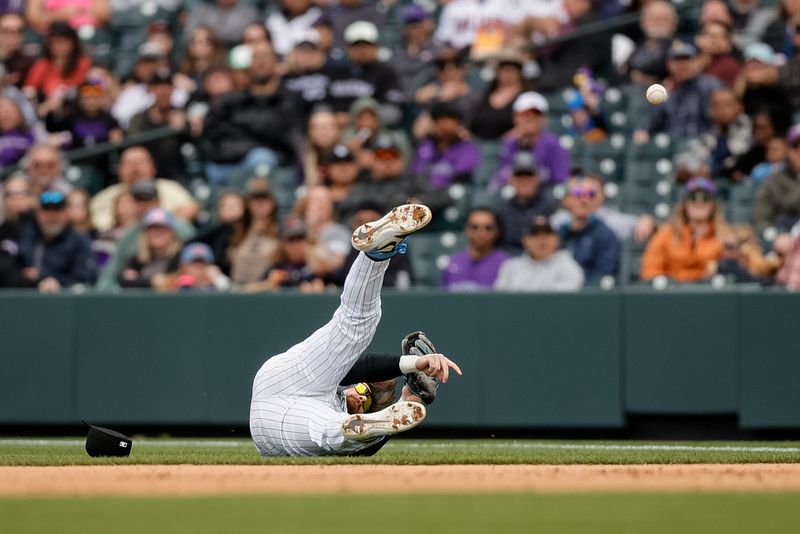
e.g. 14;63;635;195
646;83;668;105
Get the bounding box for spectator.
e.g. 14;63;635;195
340;97;411;172
497;151;558;255
185;66;235;138
244;217;324;292
320;143;359;218
265;0;323;58
294;184;351;275
728;0;777;50
23;22;90;103
716;223;781;282
18;190;96;291
327;200;414;289
21;144;73;196
412;101;480;189
282;30;342;120
696;20;742;87
0;95;33;167
118;207;181;288
96;190;137;243
434;0;519;52
127;68;188;181
469;50;529;141
777;21;800;110
192;191;245;274
749;135;787;181
227;177;280;285
393;5;436;98
300;105;342;185
727;107;791;181
560;174;621;283
0;176;34;287
65;188;94;237
734;42;791;119
89;146;199;232
338;133;451;216
776;232;800;289
203;43;299;186
1;63;38;131
565;68;609;143
761;0;800;55
753;124;800;231
641;177;726;282
95;179;195;290
0;13;34;87
325;0;387;56
495;215;585;292
25;0;110;32
242;22;271;49
492;91;570;189
145;19;175;65
180;25;226;86
161;242;231;292
413;47;471;120
622;0;676;85
442;207;509;291
634;40;722;144
185;0;260;49
533;0;612;92
329;21;404;122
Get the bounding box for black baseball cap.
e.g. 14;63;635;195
150;68;172;86
323;144;355;165
511;152;538;175
429;101;463;122
528;215;555;234
82;420;133;457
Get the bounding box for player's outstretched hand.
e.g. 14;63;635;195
415;354;463;383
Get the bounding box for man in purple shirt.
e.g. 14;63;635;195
490;91;570;190
412;101;480;189
441;207;509;291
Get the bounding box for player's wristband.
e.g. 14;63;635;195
399;355;420;375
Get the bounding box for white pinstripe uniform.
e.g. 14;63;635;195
249;252;389;456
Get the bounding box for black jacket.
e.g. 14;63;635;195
17;219;96;287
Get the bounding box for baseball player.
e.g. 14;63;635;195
250;204;462;456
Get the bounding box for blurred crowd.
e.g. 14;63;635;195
2;0;800;293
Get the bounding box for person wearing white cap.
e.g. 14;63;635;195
489;91;570;191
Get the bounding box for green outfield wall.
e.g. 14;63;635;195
1;289;798;429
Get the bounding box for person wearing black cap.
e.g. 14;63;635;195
321;143;360;219
128;68;188;181
22;21;91;102
497;151;558;255
412;101;480;189
495;215;584;292
634;40;722;144
17;190;96;292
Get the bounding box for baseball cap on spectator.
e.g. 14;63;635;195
512;152;538;175
786;124;800;147
138;41;166;60
345;21;379;45
228;45;253;70
371;133;403;160
150;68;172;86
142;207;176;230
744;42;776;65
402;5;430;24
39;190;66;210
79;80;105;98
293;29;320;49
513;91;549;114
245;177;273;199
131;180;159;201
490;48;525;67
528;215;555;235
667;40;698;60
429;100;463;121
48;21;73;38
280;217;307;240
683;177;717;197
180;242;214;264
322;144;356;165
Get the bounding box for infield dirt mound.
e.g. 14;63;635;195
3;464;800;497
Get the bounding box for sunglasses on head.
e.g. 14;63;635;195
686;191;713;203
569;187;598;199
374;148;401;161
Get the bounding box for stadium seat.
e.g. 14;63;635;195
473;140;502;187
409;231;463;288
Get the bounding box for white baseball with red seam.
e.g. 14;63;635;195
646;84;668;105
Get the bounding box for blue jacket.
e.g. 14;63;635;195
18;221;96;287
559;218;620;283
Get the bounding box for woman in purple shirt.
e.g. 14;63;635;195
441;207;509;291
0;95;34;167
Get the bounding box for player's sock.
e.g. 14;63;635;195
365;238;408;262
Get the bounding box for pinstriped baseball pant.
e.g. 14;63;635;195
249;252;389;456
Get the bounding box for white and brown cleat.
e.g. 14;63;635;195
351;204;432;256
342;401;427;441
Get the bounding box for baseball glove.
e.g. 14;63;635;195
401;331;439;405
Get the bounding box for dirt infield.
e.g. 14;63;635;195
3;464;800;497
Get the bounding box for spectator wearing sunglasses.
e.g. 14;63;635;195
559;175;621;283
412;101;479;189
640;177;726;283
753;124;800;231
16;190;96;292
497;151;558;255
495;215;584;292
441;207;509;291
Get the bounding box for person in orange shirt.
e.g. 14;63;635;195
23;22;90;103
640;177;727;282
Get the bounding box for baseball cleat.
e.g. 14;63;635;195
342;401;426;441
351;204;432;258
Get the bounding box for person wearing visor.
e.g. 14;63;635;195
17;190;96;292
640;177;726;282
